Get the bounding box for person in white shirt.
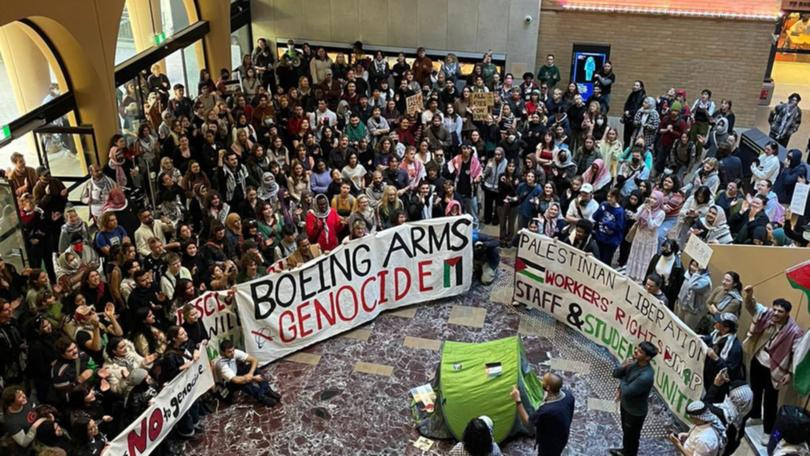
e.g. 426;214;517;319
564;183;599;224
750;141;780;186
668;400;726;456
134;208;177;257
309;99;338;141
216;340;280;406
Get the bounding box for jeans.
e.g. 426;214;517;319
482;189;499;224
620;406;646;456
595;241;618;266
749;357;779;434
459;195;479;229
498;205;517;244
175;401;201;436
226;361;275;402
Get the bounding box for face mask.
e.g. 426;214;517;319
596;119;604;126
73;243;84;254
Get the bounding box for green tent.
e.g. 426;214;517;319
415;336;544;443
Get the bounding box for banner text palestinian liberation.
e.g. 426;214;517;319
512;231;706;421
236;216;473;364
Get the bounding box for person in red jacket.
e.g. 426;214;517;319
306;194;341;252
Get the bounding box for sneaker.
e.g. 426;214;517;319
608;449;624;456
193;422;205;432
259;396;279;407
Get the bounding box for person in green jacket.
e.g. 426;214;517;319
610;341;658;456
538;54;561;89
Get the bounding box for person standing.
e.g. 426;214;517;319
511;372;575;456
537;54;561;89
742;285;804;443
768;93;802;147
610;341;658;456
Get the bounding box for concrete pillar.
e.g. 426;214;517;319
197;0;232;75
0;23;53;114
125;0;162;54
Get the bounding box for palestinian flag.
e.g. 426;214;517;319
792;332;810;396
786;259;810;313
515;257;546;284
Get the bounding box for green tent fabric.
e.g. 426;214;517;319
435;336;544;443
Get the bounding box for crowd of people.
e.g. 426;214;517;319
1;36;809;456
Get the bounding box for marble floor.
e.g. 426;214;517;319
183;247;742;456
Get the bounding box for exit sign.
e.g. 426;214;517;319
0;124;10;142
154;32;167;45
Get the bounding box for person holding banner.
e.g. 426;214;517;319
610;341;658;456
161;326;204;439
742;286;804;441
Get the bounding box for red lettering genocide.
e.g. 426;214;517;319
271;264;429;343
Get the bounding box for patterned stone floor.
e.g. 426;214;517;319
183;245;712;456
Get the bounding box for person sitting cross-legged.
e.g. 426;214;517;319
216;340;281;407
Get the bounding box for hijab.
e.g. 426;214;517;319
582;158;611;190
258;172;279;202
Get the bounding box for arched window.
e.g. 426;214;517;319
115;0;198;65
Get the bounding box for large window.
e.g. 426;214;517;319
115;0;199;65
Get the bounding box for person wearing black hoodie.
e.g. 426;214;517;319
775;148;807;204
621;80;646;146
644;239;684;310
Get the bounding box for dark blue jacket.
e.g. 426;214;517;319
529;389;575;456
775;149;807;204
593;203;626;247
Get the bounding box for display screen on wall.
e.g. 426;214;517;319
570;44;610;101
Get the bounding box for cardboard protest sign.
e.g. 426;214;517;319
104;342;215;456
236;216;474;365
683;234;713;269
471;92;494;121
406;93;424;116
513;231;706;422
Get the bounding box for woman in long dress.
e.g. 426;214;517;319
626;190;665;282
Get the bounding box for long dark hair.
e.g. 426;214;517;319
726;271;742;292
461;418;494;456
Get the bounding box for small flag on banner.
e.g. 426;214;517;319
515;258;546;284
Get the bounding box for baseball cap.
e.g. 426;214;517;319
580;183;594;194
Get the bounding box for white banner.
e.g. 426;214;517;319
236;216;474;365
104;342;215;456
175;291;242;361
512;231;706;422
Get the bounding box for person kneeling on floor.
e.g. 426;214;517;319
216;340;281;406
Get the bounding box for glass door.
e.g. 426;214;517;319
0;178;28;271
33;124;99;220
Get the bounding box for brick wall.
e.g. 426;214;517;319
536;9;775;126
